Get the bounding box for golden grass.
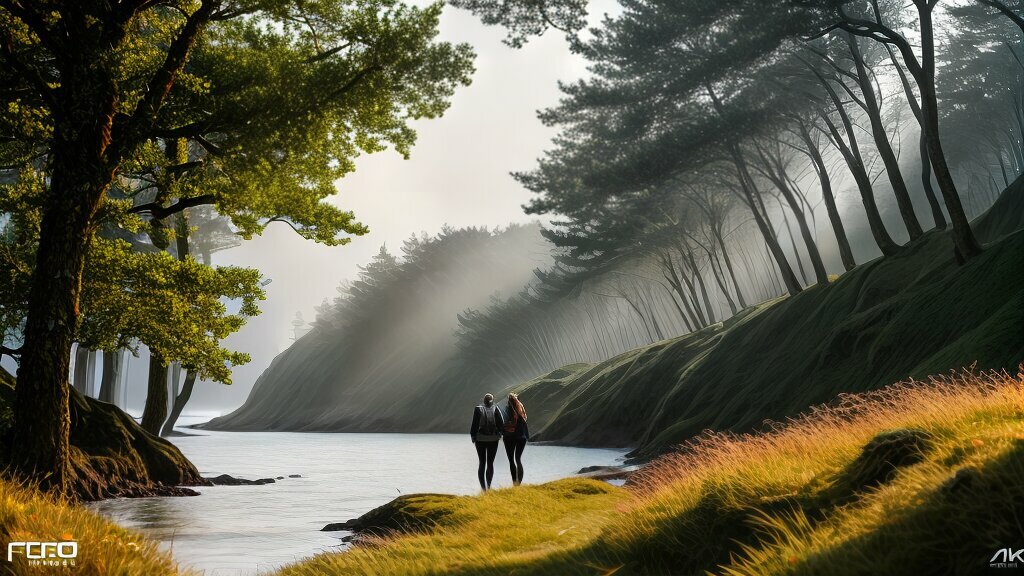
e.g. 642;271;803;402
0;478;188;575
275;477;628;576
278;367;1024;575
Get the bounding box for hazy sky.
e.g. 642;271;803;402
182;3;614;413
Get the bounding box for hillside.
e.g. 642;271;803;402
205;178;1024;459
202;225;551;432
514;177;1024;459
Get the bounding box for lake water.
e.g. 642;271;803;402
90;422;628;575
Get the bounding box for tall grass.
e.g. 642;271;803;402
0;478;188;575
278;367;1024;575
598;367;1024;575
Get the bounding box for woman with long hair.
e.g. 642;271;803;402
502;393;529;486
470;393;504;491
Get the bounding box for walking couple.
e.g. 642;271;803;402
469;393;528;491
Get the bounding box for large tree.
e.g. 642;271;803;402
0;0;473;493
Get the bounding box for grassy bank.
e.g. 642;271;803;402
0;479;185;575
0;375;205;500
0;368;1018;574
278;368;1024;575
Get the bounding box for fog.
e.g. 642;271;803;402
110;4;610;415
6;0;1011;422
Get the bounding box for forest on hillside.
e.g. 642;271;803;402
203;224;553;430
210;0;1023;436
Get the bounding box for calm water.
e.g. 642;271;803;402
90;422;627;575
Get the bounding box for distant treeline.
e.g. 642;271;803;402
204;224;551;431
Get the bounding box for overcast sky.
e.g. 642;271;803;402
180;3;616;413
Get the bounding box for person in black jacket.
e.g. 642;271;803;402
470;393;504;491
502;393;529;486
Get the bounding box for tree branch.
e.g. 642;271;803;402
109;0;220;163
977;0;1024;33
0;34;56;109
129;194;217;220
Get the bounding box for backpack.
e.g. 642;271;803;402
476;405;500;441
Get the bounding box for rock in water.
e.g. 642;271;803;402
205;474;276;486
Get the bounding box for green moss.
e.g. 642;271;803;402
344;493;462;536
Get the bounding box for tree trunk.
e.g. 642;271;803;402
820;112;900;256
810;60;901;256
755;142;830;286
141;350;169;436
884;44;947;229
685;250;717;324
712;224;748;308
778;206;810;286
730;145;803;296
98;350;122;404
161;371;197;436
73;346;91;394
10;76;119;489
847;33;923;240
707;249;738;315
798;121;856;271
917;7;983;261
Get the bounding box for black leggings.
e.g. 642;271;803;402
475;440;499;490
503;436;527;485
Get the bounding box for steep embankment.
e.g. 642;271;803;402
516;178;1024;459
0;370;204;500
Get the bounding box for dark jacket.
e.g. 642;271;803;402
470;404;504;442
502;404;529;441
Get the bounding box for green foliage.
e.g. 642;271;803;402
449;0;588;48
527;184;1024;456
0;169;263;382
78;238;263;383
1;1;475;243
0;0;475;381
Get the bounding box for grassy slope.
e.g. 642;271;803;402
515;177;1024;459
0;479;187;575
278;369;1024;576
